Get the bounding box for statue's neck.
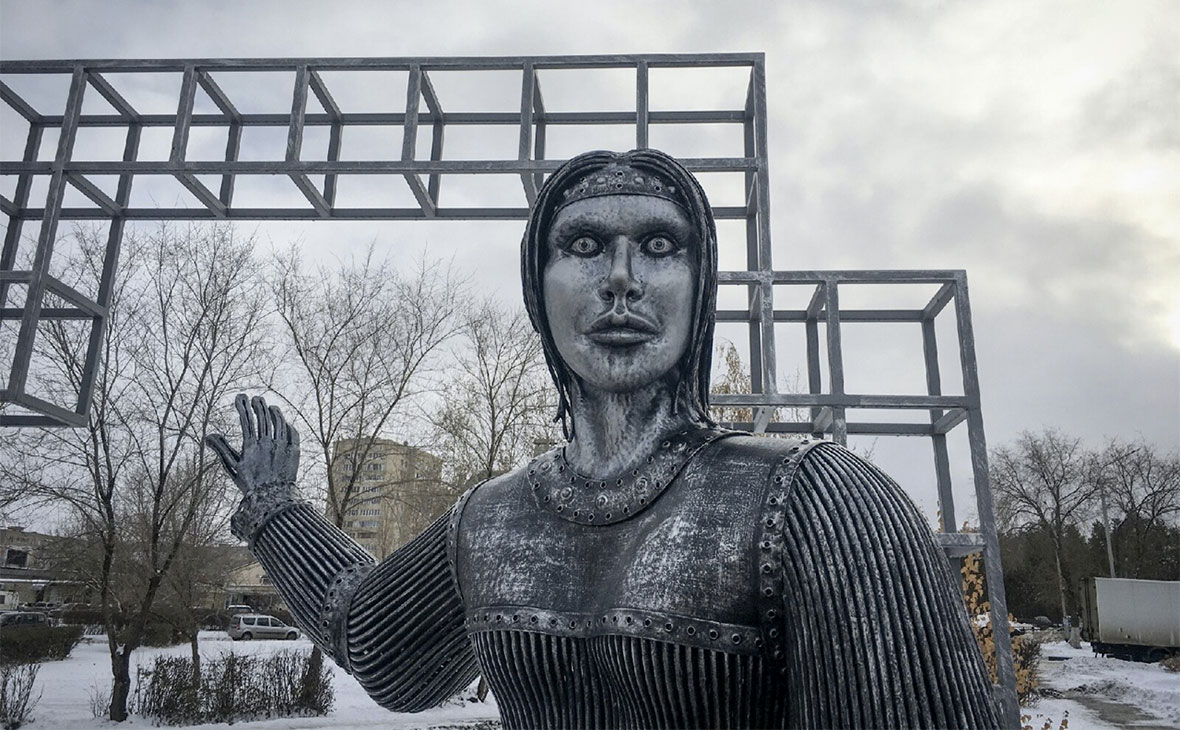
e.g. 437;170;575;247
564;379;700;477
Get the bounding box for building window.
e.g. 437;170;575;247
4;549;28;568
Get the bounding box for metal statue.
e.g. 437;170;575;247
206;149;1000;729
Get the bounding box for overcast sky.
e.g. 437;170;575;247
2;0;1177;525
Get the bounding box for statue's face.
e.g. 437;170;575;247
543;194;697;394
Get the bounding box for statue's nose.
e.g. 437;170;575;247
598;239;644;308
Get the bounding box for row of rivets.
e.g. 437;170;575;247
529;428;736;526
757;437;824;667
464;606;762;654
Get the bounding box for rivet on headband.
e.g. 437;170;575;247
554;163;686;212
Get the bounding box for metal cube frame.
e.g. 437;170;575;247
0;52;1018;724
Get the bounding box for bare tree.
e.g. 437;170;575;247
268;245;464;528
265;244;463;684
0;222;267;721
990;429;1099;622
1093;437;1180;577
433;301;557;491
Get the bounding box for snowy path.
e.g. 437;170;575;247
16;634;1179;729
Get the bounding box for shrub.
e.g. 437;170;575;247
0;625;84;664
138;621;184;647
0;662;41;730
1161;654;1180;673
961;551;1041;704
133;648;333;725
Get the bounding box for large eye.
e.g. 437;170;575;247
643;235;678;256
568;236;601;257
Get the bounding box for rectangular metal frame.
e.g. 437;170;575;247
0;53;1017;724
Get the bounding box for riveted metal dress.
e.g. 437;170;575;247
237;431;1000;729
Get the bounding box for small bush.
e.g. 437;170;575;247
961;551;1041;704
1161;654;1180;673
138;622;184;647
0;662;41;730
87;683;111;720
53;608;104;627
0;625;84;664
133;648;333;725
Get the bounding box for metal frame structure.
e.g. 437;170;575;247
0;53;1018;725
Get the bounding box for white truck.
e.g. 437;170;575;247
1080;577;1180;662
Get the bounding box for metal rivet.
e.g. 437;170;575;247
686;626;696;635
513;614;520;622
612;615;618;623
596;494;608;507
528;469;535;476
769;628;779;638
584;480;592;489
605;513;612;520
773;649;784;660
556;505;564;512
767;609;777;619
549;618;557;626
769;496;778;505
586;513;595;521
561;487;573;499
661;440;670;449
665;622;674;632
764;587;774;597
708;629;719;640
616;478;624;486
765;517;775;527
761;540;772;550
754;638;763;648
543;495;551;502
625;616;633;624
622;506;629;514
495;614;502;622
643;618;652;627
530;615;538;624
774;475;783;483
732;634;742;644
762;563;772;574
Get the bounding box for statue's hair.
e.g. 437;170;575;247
521;149;718;439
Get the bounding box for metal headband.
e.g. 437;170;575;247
554;162;686;213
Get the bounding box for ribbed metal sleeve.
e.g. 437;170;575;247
346;509;480;712
247;502;374;651
780;443;1000;729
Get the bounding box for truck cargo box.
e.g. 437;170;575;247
1081;577;1180;661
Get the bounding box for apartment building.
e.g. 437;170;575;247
328;438;451;560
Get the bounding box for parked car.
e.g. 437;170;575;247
227;613;299;641
0;611;48;629
225;604;253;615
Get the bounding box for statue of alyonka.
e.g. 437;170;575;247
207;149;1000;729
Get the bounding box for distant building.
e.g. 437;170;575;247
0;526;86;607
327;438;451;560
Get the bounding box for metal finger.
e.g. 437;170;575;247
235;394;255;441
269;405;286;444
204;434;240;478
252;395;271;439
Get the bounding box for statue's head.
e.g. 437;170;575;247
522;149;718;437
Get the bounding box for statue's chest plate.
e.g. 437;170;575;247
455;438;771;629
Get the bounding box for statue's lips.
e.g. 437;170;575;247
586;327;657;346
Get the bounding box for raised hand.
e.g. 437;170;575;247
205;394;300;494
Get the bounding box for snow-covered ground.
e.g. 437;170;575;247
14;634;1179;729
1024;641;1180;730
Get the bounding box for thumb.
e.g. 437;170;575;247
204;433;241;480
